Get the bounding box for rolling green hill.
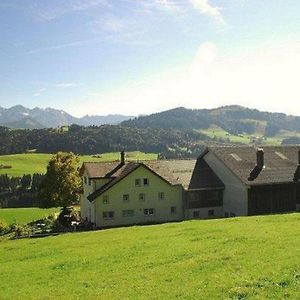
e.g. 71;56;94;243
0;207;60;225
0;151;157;176
122;105;300;145
0;213;299;299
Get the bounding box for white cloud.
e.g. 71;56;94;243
55;83;79;88
69;38;300;117
33;88;47;97
189;0;225;24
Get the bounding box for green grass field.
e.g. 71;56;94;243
0;207;60;225
0;213;299;299
0;151;157;176
199;125;287;146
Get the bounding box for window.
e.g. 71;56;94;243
122;210;134;217
139;193;146;201
143;178;149;186
88;178;91;186
208;209;214;216
158;192;165;200
144;208;155;216
103;211;114;219
103;195;109;204
123;194;130;202
135;179;141;187
84;176;87;184
193;210;200;218
170;206;176;214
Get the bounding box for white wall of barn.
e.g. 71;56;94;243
203;152;248;216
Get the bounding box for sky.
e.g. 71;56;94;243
0;0;300;117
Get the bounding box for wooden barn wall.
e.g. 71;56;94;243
184;190;223;209
297;184;300;205
248;184;296;215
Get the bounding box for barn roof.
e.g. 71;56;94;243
203;146;300;185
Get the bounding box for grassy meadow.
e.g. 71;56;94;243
198;125;297;146
0;213;299;299
0;207;60;225
0;151;157;176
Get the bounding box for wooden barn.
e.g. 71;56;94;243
196;146;300;217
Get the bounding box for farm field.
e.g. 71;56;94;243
0;151;157;176
198;125;289;146
0;213;299;299
0;207;60;225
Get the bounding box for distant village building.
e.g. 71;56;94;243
80;147;300;228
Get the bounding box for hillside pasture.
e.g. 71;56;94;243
0;213;299;299
199;125;286;146
0;207;60;225
0;151;157;176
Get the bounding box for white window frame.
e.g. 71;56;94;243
139;193;146;201
103;195;109;204
144;208;155;216
122;209;134;217
158;192;165;200
103;211;114;220
123;194;130;202
170;206;176;214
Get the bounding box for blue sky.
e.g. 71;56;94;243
0;0;300;116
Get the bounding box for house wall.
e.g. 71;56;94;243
185;207;223;219
184;189;223;219
93;165;183;227
80;172;111;223
204;152;248;216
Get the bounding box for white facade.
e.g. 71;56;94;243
203;151;248;216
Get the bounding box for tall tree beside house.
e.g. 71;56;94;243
38;152;81;208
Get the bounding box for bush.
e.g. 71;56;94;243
10;223;32;238
57;206;80;228
0;219;8;235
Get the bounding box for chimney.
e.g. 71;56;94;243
248;148;264;181
293;149;300;181
120;151;125;165
256;148;264;169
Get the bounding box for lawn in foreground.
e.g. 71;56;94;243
0;151;157;176
0;214;299;299
0;207;60;225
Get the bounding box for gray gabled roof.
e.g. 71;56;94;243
86;159;197;201
204;146;300;185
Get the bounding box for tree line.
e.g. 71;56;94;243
0;173;45;208
0;124;207;157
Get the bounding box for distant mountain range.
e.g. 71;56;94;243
1;105;300;145
0;105;133;129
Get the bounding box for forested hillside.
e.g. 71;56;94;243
122;105;300;137
0;125;207;157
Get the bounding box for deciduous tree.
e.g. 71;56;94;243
38;152;81;208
